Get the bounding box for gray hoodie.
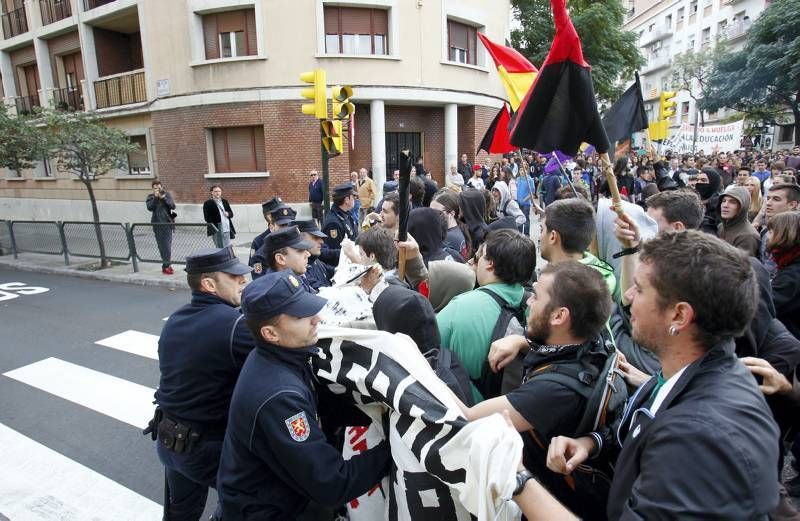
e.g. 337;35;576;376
491;181;525;227
717;185;760;257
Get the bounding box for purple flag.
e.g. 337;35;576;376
544;150;573;173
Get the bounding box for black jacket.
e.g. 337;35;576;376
202;198;236;238
145;192;176;224
772;255;800;340
608;341;779;520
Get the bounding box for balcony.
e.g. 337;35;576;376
722;21;751;41
83;0;116;11
94;69;145;109
53;87;83;111
40;0;72;25
15;94;40;115
2;5;28;38
640;26;673;46
641;54;672;74
644;87;660;101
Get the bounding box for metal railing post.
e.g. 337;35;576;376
215;226;224;248
125;223;139;273
7;221;18;259
57;221;70;266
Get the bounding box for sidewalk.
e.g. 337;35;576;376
0;232;259;290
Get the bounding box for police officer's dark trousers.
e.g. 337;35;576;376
156;438;222;520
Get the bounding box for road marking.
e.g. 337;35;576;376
0;282;49;302
0;422;162;520
95;330;159;360
4;358;155;429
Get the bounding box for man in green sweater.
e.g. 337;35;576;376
437;229;536;402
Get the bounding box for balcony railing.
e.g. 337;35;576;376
83;0;116;11
94;69;146;109
53;87;83;111
722;21;751;41
1;5;28;38
640;26;673;46
15;94;41;115
40;0;72;25
641;54;672;74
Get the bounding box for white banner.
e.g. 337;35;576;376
663;120;744;154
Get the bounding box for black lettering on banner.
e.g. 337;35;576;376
403;471;459;521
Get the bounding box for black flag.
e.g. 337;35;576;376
602;72;649;144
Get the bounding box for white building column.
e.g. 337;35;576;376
33;37;55;107
77;19;98;110
444;103;458;174
0;51;17;103
370;99;386;201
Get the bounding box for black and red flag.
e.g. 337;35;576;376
477;104;516;155
508;0;610;156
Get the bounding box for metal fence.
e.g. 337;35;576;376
0;220;219;272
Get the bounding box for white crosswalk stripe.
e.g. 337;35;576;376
0;422;162;520
95;329;160;360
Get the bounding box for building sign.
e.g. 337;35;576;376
663;120;744;153
156;79;170;97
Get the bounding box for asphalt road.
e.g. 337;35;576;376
0;266;224;519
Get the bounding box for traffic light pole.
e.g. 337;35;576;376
321;127;330;215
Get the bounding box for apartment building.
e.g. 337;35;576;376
0;0;509;228
623;0;788;149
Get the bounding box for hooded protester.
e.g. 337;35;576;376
697;167;722;235
458;189;490;252
373;285;441;353
407;208;464;265
491;180;526;231
426;261;477;312
431;190;471;260
717;185;761;257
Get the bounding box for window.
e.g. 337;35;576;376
661;76;670;91
324;6;388;55
677;7;684;21
447;19;477;65
202;9;257;60
212;126;266;173
688;39;695;50
681;101;690;122
702;27;711;42
779;126;794;143
665;14;672;27
690;1;698;14
127;135;150;175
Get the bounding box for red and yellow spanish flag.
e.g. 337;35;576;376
509;0;611;156
477;33;538;112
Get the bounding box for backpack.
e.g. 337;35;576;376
424;348;475;407
474;287;530;399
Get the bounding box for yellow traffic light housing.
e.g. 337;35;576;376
300;69;328;119
321;119;343;156
331;85;355;120
659;91;677;120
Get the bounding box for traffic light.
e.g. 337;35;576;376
321;119;342;156
659;91;677;120
300;69;327;119
331;85;355;120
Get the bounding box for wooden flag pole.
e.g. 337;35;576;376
599;152;626;219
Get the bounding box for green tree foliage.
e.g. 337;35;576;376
0;107;48;176
671;44;729;126
510;0;644;105
42;109;138;266
702;0;800;144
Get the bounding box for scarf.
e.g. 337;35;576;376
771;245;800;270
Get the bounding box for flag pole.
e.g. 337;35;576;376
599;153;626;219
551;152;579;197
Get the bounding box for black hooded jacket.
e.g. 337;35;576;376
459;190;489;251
697;168;721;235
408;208;463;266
373;285;440;352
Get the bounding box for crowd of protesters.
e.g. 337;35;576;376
151;143;800;521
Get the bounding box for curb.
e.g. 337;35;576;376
0;257;190;290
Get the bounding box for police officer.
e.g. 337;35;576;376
248;196;283;268
250;226;314;291
150;247;254;521
321;183;359;265
215;271;390;520
251;205;296;277
295;219;335;291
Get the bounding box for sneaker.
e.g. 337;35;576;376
162;266;174;275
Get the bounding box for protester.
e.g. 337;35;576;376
445;163;465;190
745;175;764;223
467;165;485;190
202;185;236;248
407;207;464;265
695;167;722;235
425;261;476;312
760;183;800;276
458;189;490;252
146;180;176;275
430;189;470;259
516;164;536;235
457;153;472;184
767;211;800;339
717;185;760;256
491;180;526;232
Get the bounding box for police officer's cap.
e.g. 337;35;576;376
270;205;297;225
185;246;252;275
294;219;326;238
261;196;283;213
332;183;357;197
264;226;315;254
241;270;327;320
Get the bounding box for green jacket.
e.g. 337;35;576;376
437;282;526;402
580;252;619;303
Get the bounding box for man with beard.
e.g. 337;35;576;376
516;231;779;520
451;261;614;519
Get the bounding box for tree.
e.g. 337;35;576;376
510;0;644;105
671;44;729;127
0;107;48;176
701;0;800;145
42;109;138;267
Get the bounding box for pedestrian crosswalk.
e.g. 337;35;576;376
0;321;169;520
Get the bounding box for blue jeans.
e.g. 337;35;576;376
519;205;531;236
156;439;222;521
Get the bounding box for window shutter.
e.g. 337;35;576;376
253;126;266;172
245;8;257;55
227;127;257;172
324;6;339;34
449;20;468;50
203;14;220;59
217;10;246;33
127;136;149;169
372;8;388;35
341;7;371;34
467;26;476;64
213;128;229;172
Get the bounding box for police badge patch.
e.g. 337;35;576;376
285;411;310;442
253;263;263;274
329;229;338;239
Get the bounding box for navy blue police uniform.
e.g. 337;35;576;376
295;219;335;290
248;197;283;269
215;271;390;520
251;206;296;279
251;226;316;295
321;183;359;266
151;247;253;521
